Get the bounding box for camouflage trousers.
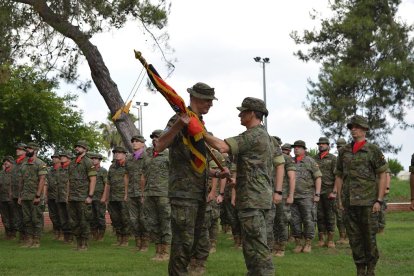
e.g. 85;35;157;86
223;197;241;236
291;197;317;239
344;205;379;266
239;208;274;276
128;197;148;238
0;201;15;234
334;200;346;234
57;202;72;234
143;196;171;244
12;198;25;235
206;199;220;242
108;201;130;236
317;194;336;233
68;201;92;239
168;199;209;276
21;200;44;237
219;197;229;226
91;200;106;231
264;204;276;248
47;199;61;232
274;199;292;243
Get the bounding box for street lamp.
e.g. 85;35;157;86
134;101;149;136
253;56;270;130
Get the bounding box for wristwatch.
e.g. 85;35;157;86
275;191;282;195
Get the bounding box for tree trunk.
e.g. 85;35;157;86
16;0;138;152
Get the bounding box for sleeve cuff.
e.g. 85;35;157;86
225;138;238;155
375;164;388;174
273;155;285;166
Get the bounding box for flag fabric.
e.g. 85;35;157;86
135;51;207;174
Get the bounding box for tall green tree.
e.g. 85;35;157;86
0;64;106;156
291;0;414;153
0;0;171;152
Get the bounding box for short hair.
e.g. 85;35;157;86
253;111;264;121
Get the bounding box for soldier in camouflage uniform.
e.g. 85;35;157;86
12;143;27;242
332;115;388;276
335;138;348;245
18;142;48;248
46;152;62;240
314;137;337;248
57;151;73;243
102;146;130;247
68;140;97;251
410;154;414;211
205;97;285;276
0;156;16;239
125;135;148;251
281;143;292;156
143;129;171;261
291;140;322;254
89;153;108;241
377;168;391;234
155;82;230;276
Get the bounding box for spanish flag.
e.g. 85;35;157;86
134;51;207;174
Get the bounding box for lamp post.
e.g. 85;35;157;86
134;101;149;136
253;56;270;130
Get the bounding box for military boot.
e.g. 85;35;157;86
356;263;366;276
91;229;98;241
30;236;40;248
140;237;149;252
189;258;206;276
78;238;88;251
337;232;348;245
18;233;26;244
53;230;60;240
151;244;162;261
233;235;242;249
272;242;280;256
119;235;129;247
366;263;376;276
327;232;336;248
317;232;326;247
293;238;303;253
20;236;33;248
74;237;82;251
302;239;312;253
160;244;170;261
274;241;286;257
209;240;217;253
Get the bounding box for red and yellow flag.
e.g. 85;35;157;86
134;51;207;174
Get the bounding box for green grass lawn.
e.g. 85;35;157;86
0;212;413;275
387;177;411;202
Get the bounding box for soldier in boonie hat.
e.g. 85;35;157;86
237;97;269;117
336;138;346;149
316;137;330;145
16;143;27;150
347;115;369;130
74;140;89;150
2;155;14;163
112;146;128;154
187;82;217;100
59;150;74;159
291;140;307;150
25;142;40;150
150;129;163;139
274;136;282;146
89;153;103;160
131;135;146;143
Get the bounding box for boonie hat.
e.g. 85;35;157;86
187;82;217;100
237;97;269;117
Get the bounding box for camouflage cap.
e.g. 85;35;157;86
237;97;269;117
273;136;282;145
74;140;89;150
187;82;217;100
51;151;60;158
131;135;146;143
15;143;27;150
112;146;128;154
336;138;347;147
2;156;14;163
291;140;307;150
347;115;369;130
89;152;103;160
25;142;40;150
59;150;74;159
150;129;163;139
281;143;291;151
316;137;330;145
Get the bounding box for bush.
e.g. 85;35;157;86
387;158;404;177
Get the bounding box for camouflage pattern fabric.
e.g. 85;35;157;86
108;162;126;202
314;153;336;194
334;200;346;234
291;197;317;239
91;167;108;232
108;201;130;236
21;200;44;237
57;164;72;234
68;201;92;239
282;154;296;198
264;205;276;249
128;196;148;238
273;199;291;243
294;156;322;199
143;150;169;197
93;167;108;201
57;202;72;235
68;156;96;201
0;201;14;234
125;153;147;197
47;164;61;232
0;169;12;202
143;196;171;244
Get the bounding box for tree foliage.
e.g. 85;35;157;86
291;0;414;153
387;157;404;176
0;64;106;156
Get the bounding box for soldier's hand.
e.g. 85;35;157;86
231;198;236;207
18;197;22;205
178;114;190;126
328;192;337;200
286;195;294;204
207;191;215;202
219;167;231;179
140;196;144;204
33;197;40;206
85;196;92;204
372;202;381;213
313;195;320;203
216;194;223;204
410;200;414;211
273;193;282;205
100;197;106;204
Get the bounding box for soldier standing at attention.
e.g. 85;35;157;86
102;146;130;247
12;143;27;242
205;97;285;276
410;154;414;211
331;115;388;276
154;82;229;276
68;140;97;251
291;140;322;254
89;153;108;241
0;156;16;239
57;151;73;243
143;129;171;261
46;152;62;240
334;138;348;245
314;137;337;248
18;142;48;248
125;135;148;252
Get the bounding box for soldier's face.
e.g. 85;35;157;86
3;161;12;169
60;156;69;163
52;157;60;164
16;148;25;156
132;140;144;151
239;110;253;126
350;125;367;140
91;158;100;166
282;149;291;155
25;148;35;157
114;152;126;161
294;146;305;156
193;97;213;115
74;146;86;155
318;144;329;152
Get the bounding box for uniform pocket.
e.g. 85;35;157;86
241;215;261;238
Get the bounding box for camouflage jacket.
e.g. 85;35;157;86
68;155;97;201
0;169;12;201
225;125;285;210
11;157;26;199
46;165;60;200
314;152;336;194
293;155;322;199
57;164;70;203
282;154;296;199
336;142;388;206
94;166;108;201
166;113;208;202
144;149;169;197
125;153;147;197
108;161;126;202
19;158;48;200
